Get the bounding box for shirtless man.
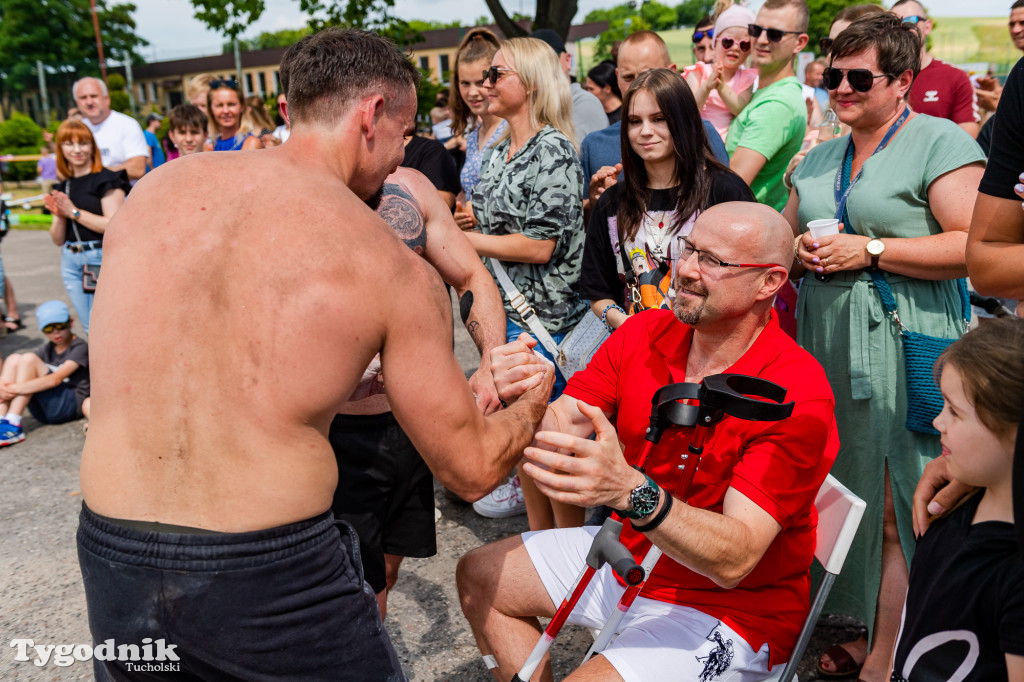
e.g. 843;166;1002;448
332;165;506;620
77;29;552;681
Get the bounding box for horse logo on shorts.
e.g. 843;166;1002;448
696;623;734;681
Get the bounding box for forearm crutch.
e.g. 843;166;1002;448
585;374;795;661
511;383;699;682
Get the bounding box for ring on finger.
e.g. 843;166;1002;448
823;257;829;266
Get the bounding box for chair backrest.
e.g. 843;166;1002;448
813;474;867;575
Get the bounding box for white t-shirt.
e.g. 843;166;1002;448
84;110;149;169
273;124;290;142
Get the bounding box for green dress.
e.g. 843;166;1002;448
791;115;985;639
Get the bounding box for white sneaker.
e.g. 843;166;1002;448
473;474;526;518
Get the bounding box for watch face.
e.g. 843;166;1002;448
867;239;885;256
630;484;660;517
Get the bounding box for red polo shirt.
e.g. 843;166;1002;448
563;309;839;667
909;59;979;126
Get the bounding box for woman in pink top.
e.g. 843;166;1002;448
685;4;758;142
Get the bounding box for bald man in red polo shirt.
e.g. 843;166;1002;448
458;202;839;682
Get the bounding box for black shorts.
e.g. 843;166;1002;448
77;504;406;681
329;412;437;594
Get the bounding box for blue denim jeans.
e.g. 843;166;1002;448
506;319;567;402
77;504;406;681
61;243;102;334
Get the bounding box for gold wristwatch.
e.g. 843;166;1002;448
866;239;885;270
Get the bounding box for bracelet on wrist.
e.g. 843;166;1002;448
601;304;626;332
631;489;673;533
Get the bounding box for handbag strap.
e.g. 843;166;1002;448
65;177;86;246
832;106;969;327
489;258;561;358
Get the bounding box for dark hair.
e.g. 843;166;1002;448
280;28;420;126
935;318;1024;440
1014;0;1024;10
832;3;885;27
587;61;621;99
695;14;714;30
761;0;810;33
449;27;502;137
617;69;729;242
168;103;207;132
830;12;921;80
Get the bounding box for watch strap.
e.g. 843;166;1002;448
614;470;660;520
631;488;673;533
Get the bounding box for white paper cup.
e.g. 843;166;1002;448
807;219;840;239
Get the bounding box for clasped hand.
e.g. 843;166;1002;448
43;190;75;219
524;401;642;510
795;229;870;275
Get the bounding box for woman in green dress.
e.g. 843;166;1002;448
783;13;985;681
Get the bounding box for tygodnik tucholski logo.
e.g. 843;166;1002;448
10;638;181;671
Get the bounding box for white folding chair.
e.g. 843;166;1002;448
586;475;865;682
766;473;866;682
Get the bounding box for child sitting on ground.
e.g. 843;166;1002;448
0;300;90;446
167;104;207;158
890;318;1024;681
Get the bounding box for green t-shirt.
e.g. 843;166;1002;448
726;76;807;211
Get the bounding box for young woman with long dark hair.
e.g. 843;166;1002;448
581;68;754;330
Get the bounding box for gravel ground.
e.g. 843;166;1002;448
0;229;865;680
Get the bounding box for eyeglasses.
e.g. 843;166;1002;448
678;238;783;271
692;28;714;42
719;37;751;52
42;321;70;334
747;24;803;43
482;66;517;85
901;15;928;24
819;37;833;55
210;78;238;89
822;67;893;92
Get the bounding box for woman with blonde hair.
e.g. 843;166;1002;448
463;37;585;529
43;120;130;333
185;74;214;115
207;79;263;151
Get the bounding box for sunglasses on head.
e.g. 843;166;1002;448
719;37;751;51
42;321;70;334
819;37;833;55
901;15;927;24
822;67;893;92
692;28;714;42
747;23;803;42
482;66;517;86
210;78;238;89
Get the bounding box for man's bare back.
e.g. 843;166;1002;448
80;144;435;530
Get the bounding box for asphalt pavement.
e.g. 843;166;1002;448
0;228;860;681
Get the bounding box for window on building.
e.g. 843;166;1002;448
257;72;267;97
273;70;281;94
245;73;254;96
419;55;430;71
149;82;157;103
439;54;451;83
138;83;146;103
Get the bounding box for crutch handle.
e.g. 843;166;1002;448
587;518;645;586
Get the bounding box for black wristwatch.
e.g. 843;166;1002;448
614;469;661;520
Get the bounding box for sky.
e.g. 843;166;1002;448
133;0;1014;63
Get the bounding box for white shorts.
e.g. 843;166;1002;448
523;526;781;682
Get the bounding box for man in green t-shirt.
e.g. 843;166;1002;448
726;0;809;211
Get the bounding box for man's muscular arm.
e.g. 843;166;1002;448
381;169;507;414
381;252;554;500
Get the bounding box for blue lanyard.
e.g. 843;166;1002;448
832;105;911;232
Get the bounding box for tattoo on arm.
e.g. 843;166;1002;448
377;181;427;255
459;290;475;325
467;320;481;345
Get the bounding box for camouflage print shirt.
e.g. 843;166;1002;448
477;126;586;335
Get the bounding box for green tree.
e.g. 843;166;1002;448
806;0;882;56
298;0;422;47
224;26;313;52
0;113;44;181
106;73;131;113
674;0;714;27
190;0;266;82
0;0;146;119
